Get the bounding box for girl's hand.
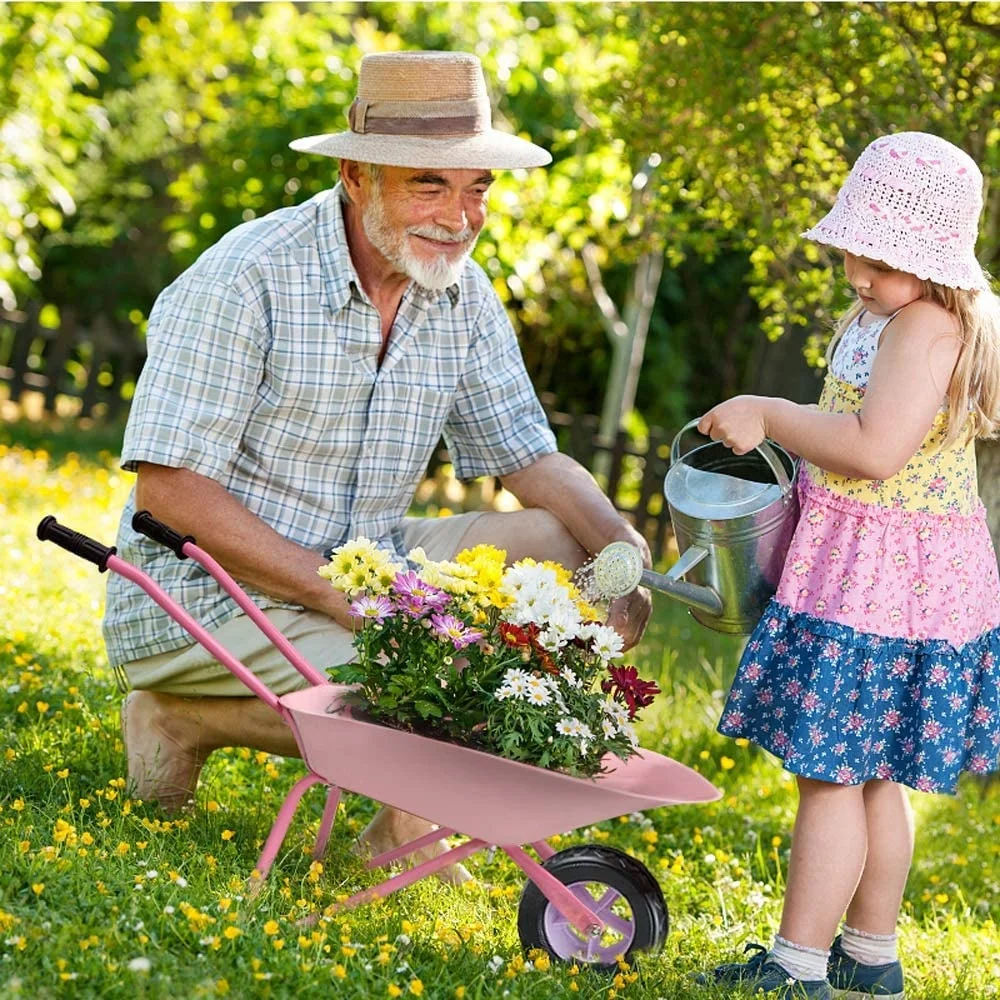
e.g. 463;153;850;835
697;396;771;455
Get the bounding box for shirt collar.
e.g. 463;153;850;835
319;183;462;310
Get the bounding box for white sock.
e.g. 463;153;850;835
840;924;898;966
770;935;829;982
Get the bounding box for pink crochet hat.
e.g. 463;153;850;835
802;131;989;291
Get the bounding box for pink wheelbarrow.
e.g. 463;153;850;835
38;512;720;968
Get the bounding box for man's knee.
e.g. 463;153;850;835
459;508;588;567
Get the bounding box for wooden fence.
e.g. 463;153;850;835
0;308;674;554
0;306;144;421
536;393;673;557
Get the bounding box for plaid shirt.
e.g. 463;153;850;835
103;186;556;667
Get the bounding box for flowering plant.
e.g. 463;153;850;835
320;538;660;778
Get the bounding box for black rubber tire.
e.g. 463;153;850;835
517;845;669;968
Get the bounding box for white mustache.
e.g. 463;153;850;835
407;224;474;244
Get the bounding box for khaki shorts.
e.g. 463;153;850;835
123;513;485;697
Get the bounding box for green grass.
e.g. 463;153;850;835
3;431;1000;998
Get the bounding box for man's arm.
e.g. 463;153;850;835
135;463;353;627
500;451;653;649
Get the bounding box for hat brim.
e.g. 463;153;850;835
289;129;552;170
802;201;990;292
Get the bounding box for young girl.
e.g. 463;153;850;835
695;131;1000;999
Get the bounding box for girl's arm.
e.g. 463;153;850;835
699;300;962;480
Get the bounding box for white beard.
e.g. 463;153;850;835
361;185;478;291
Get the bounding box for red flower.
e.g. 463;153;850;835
601;664;661;719
537;650;560;675
499;622;533;648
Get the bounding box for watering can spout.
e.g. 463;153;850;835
638;557;724;618
586;541;724;619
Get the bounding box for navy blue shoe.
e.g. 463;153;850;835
695;942;834;998
827;936;905;998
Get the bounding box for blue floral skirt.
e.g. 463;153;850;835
718;600;1000;794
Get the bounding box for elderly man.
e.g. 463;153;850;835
104;51;651;859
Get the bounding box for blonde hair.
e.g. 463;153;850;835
826;282;1000;448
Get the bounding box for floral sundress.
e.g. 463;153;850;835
719;311;1000;793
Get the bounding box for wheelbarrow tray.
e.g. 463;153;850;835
282;683;720;845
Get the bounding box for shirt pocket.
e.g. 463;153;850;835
389;384;454;487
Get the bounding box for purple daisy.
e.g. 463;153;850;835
348;594;395;623
429;613;483;651
392;570;451;616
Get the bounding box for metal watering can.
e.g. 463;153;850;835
591;420;799;635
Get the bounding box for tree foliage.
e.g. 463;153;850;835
0;2;111;309
2;2;998;430
618;1;1000;366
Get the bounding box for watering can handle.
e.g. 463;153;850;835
670;418;792;494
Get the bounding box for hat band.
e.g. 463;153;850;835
348;96;489;137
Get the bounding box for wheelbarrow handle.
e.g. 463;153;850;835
36;515;117;573
132;509;194;560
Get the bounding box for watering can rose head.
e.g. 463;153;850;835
319;538;661;777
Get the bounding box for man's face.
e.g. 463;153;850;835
358;166;493;290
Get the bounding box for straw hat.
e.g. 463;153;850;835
802;131;989;291
289;51;552;170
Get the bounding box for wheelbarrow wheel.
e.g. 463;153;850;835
517;845;668;968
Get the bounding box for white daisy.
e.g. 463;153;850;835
602;697;630;727
560;667;583;689
501;668;532;696
556;717;585;737
526;679;551;706
589;624;625;662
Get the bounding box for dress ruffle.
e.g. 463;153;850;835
719;600;1000;794
775;473;1000;648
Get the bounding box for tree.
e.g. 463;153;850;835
0;2;111;310
5;2;999;447
615;1;999;353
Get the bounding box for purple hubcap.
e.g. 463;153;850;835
541;880;636;963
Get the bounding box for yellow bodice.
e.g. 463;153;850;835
804;374;979;516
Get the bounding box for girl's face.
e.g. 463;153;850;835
843;253;924;316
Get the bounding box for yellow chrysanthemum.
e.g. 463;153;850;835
485;588;513;609
409;547;477;595
456;544;507;574
541;560;574;586
320;537;402;596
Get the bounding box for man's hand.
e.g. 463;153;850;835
499;451;656;650
606;586;652;651
603;521;652;651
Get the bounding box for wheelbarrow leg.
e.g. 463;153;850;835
365;826;457;870
250;772;326;890
532;840;556;861
313;785;342;860
504;845;603;940
337;838;487;910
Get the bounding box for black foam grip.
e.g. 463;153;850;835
36;516;116;572
131;510;194;559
